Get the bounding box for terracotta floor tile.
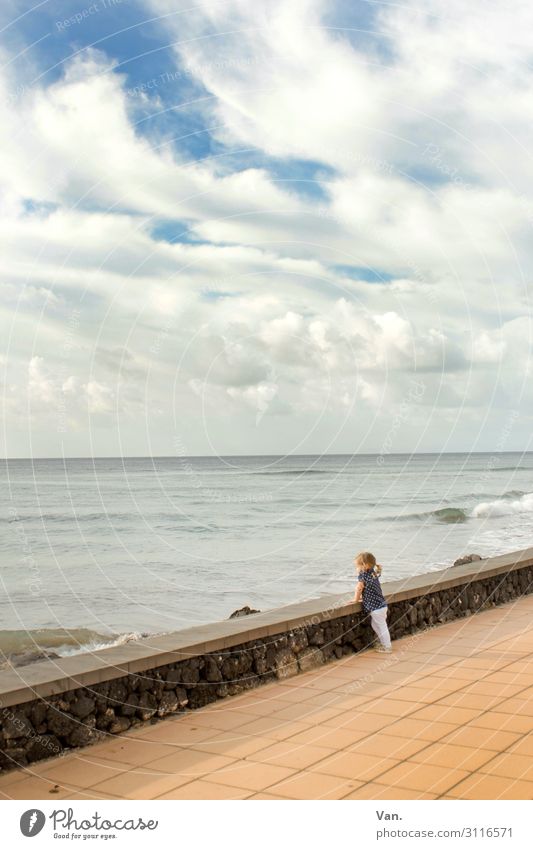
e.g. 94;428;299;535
268;770;361;799
415;675;460;690
0;768;35;787
381;761;470;795
324;712;394;733
342;782;438;800
383;687;452;704
437;692;503;710
39;756;135;788
287;726;368;749
273;702;342;724
208;761;296;791
361;698;417;718
81;738;182;766
447;773;533;800
508;735;533;757
479;752;533;781
324;694;374;711
228;699;296;718
410;704;481;724
236;717;311;740
56;789;123;800
156;780;252;799
461;681;523;698
433;667;487;681
135;722;215;745
310;751;399;782
411;742;496;771
189;733;275;759
248;792;291;799
384;718;457;742
270;686;326;703
0;776;80;799
482;671;524;684
141;749;236;777
347;733;429;760
495;698;533;717
442;726;520;751
246;740;334;769
91;767;197;799
470;713;533;734
180;709;260;731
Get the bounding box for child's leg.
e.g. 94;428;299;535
370;607;392;649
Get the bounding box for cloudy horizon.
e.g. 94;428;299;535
1;0;532;459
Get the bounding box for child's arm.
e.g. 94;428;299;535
353;578;363;604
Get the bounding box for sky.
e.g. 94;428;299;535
1;0;532;458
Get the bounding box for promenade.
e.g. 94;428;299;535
2;595;533;800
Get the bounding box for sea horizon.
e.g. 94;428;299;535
2;449;532;462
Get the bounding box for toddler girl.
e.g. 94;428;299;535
353;551;392;653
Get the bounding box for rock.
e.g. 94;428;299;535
187;684;218;709
288;630;308;654
175;687;189;709
157;692;179;717
229;606;260;618
298;647;324;672
119;694;139;717
0;747;27;769
180;662;200;685
164;668;182;689
308;627;325;646
205;657;223;683
108;679;128;704
30;702;48;728
137;692;157;721
68;725;100;747
453;553;482;567
109;716;131;734
274;648;298;680
70;696;96;719
96;709;115;730
26;735;62;763
46;709;76;738
1;711;35;740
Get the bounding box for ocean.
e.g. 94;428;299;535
1;452;532;667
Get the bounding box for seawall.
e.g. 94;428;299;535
1;547;533;772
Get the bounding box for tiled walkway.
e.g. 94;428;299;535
2;596;533;800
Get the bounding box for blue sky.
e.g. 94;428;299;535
1;0;532;457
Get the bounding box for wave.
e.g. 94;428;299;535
0;628;152;669
388;490;533;524
471;491;533;518
432;507;469;524
489;466;529;472
252;469;331;476
4;511;192;526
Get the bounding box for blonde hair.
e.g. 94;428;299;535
355;551;382;577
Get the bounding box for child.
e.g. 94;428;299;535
353;551;392;653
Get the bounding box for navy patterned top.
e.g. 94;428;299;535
358;569;387;612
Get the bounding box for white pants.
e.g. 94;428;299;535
370;606;391;649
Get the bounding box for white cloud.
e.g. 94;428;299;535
2;2;533;455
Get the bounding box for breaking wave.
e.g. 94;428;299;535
0;628;153;669
471;491;533;518
388;490;533;524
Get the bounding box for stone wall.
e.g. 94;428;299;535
1;560;533;773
